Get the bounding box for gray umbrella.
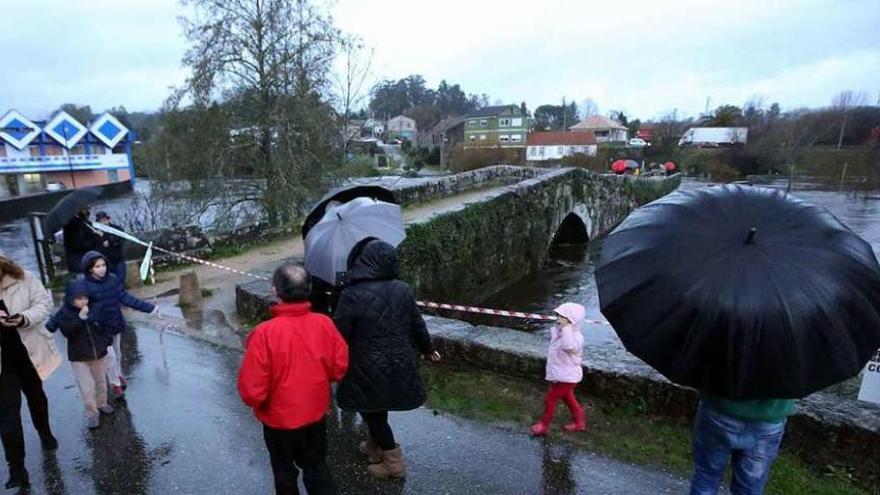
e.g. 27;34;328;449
304;197;406;285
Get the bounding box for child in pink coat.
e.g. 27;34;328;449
531;302;587;436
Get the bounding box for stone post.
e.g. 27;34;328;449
179;271;203;308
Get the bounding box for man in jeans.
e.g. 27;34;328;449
690;397;796;495
238;264;349;495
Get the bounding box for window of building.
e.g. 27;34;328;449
595;130;610;137
528;147;536;157
538;146;545;156
511;118;523;127
480;134;487;140
499;135;510;143
510;134;522;143
569;146;577;154
557;146;564;154
480;120;487;128
107;169;119;182
0;146;6;158
469;120;478;128
22;173;43;194
499;118;510;127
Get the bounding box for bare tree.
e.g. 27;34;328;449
578;98;599;119
779;109;837;191
333;34;373;160
832;90;867;149
176;0;341;225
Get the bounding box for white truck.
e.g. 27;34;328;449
679;127;748;147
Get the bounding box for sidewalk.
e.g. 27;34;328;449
23;312;689;494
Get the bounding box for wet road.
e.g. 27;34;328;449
21;314;689;494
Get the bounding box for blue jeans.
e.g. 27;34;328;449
689;401;786;495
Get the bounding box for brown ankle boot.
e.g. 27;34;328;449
358;436;382;464
367;446;405;479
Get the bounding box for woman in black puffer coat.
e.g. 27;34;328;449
333;239;440;479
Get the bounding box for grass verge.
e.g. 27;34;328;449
421;364;872;495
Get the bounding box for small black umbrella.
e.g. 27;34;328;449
301;185;397;238
42;187;102;234
596;185;880;399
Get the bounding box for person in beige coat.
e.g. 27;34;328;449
0;251;62;489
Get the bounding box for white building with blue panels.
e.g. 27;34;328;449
0;109;136;198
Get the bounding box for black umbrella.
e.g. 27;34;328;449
301;185;396;238
595;185;880;399
42;187;102;234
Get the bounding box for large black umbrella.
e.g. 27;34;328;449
302;185;397;238
596;185;880;399
42;187;102;234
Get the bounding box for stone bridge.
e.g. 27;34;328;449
398;168;680;304
236;167;680;319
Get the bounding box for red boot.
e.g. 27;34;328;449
563;406;586;433
530;421;550;436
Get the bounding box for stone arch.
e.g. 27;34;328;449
551;211;590;246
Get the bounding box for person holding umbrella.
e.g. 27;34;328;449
596;185;880;495
0;250;62;489
63;208;100;274
333;239;441;479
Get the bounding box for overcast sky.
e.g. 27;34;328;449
2;0;878;121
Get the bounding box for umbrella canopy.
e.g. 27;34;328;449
304;197;406;285
611;160;627;174
595;185;880;399
664;161;676;172
302;185;397;238
624;160;640;169
42;187;102;234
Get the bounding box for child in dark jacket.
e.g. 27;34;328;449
49;278;115;429
80;251;155;400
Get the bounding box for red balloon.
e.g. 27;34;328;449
664;161;677;171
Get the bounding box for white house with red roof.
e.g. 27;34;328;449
526;131;597;162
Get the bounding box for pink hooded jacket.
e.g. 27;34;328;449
545;303;586;383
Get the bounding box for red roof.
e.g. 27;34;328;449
527;131;597;146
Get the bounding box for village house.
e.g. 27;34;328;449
386;115;417;142
464;105;529;148
526;131;597;164
0;109;135;198
569;115;628;143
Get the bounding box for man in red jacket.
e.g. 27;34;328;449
238;263;349;495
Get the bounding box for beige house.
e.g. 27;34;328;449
386;115;417;141
569;115;628;143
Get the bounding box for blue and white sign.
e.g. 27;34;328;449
0;110;41;150
89;112;129;148
44;111;88;148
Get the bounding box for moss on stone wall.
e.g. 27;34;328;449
397;170;681;304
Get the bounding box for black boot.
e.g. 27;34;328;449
5;465;29;489
39;432;58;451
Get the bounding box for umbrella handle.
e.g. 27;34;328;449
746;227;757;244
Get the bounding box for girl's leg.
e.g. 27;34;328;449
105;344;121;388
560;384;586;431
113;334;123;381
92;358;108;409
539;383;566;425
70;362;98;417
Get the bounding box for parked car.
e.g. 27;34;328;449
628;138;649;148
46;181;66;192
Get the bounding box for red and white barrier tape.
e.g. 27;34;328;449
416;300;611;325
150;245;271;282
98;225;609;325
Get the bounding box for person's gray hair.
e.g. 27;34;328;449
272;263;311;303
